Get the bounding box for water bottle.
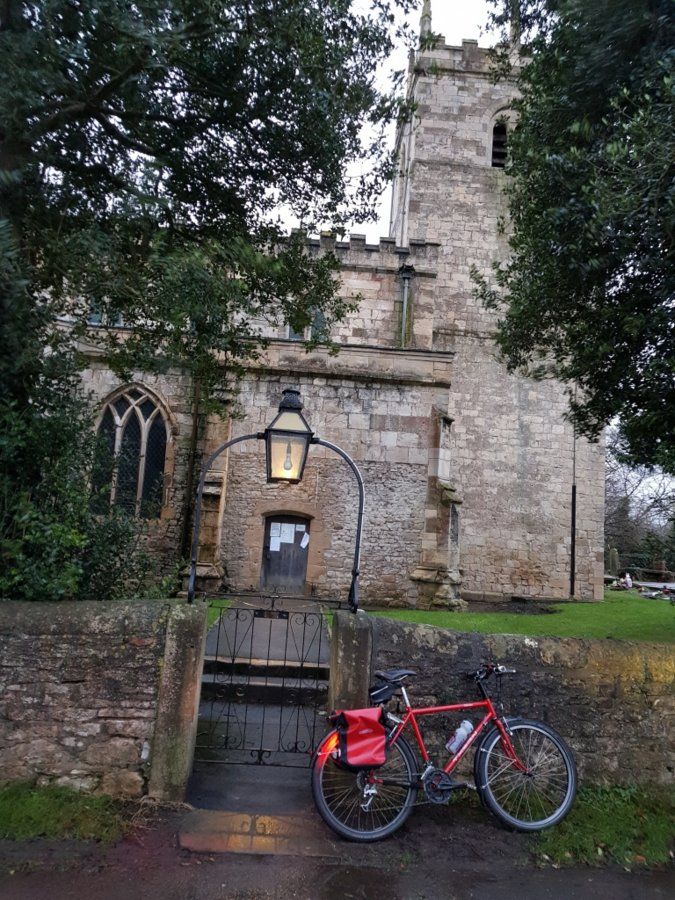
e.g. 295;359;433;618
445;719;473;754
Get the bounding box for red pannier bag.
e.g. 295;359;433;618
329;708;387;769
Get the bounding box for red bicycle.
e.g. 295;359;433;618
312;663;577;842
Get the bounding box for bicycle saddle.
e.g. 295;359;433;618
374;669;416;684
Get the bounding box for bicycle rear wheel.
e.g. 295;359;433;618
312;730;418;842
475;718;577;832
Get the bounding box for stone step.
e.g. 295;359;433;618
200;675;327;705
203;655;330;681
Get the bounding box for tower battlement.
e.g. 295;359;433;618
414;38;496;77
305;232;438;271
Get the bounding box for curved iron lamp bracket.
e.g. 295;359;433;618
311;437;365;613
186;434;365;612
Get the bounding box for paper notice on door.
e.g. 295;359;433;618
280;523;295;544
269;536;281;552
295;524;306;533
300;532;310;549
270;522;281;537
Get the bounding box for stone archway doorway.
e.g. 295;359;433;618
260;514;311;595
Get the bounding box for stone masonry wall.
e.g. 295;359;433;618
220;372;446;606
326;236;438;351
446;336;605;600
252;236;440;352
368;615;674;785
395;39;605;600
0;601;206;799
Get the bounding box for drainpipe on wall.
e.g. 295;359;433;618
570;424;577;598
399;264;415;348
180;377;202;562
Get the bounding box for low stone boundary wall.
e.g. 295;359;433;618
0;600;207;799
332;612;674;785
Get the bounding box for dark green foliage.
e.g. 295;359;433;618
0;782;124;842
477;1;675;472
0;220;167;601
638;524;675;572
0;1;413;599
1;0;415;405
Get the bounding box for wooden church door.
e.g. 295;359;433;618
261;515;310;594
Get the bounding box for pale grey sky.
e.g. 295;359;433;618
419;0;494;46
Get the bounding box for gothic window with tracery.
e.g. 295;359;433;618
93;387;169;518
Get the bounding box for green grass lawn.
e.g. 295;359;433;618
535;785;674;869
206;599;231;628
371;590;674;643
0;783;124;842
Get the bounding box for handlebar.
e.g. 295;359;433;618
466;662;517;681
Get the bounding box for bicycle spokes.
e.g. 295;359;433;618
314;739;417;839
487;729;571;822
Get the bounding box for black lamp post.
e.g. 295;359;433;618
187;388;364;611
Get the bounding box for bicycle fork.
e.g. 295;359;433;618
494;718;529;774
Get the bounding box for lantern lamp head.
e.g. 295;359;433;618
264;389;313;483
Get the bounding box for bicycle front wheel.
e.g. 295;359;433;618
312;730;418;842
475;718;577;832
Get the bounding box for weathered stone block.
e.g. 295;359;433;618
83;737;139;768
99;769;144;798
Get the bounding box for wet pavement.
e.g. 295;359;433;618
1;772;673;900
183;765;338;857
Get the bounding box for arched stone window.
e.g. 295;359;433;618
93;387;171;518
491;121;508;168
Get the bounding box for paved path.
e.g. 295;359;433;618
1;812;672;900
1;765;673;899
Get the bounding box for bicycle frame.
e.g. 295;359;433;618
387;684;525;775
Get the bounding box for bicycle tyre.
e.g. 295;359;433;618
474;718;577;832
311;730;418;842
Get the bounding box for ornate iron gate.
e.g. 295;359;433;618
194;594;334;767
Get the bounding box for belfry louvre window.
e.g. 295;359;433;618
491;122;508;167
93;388;168;518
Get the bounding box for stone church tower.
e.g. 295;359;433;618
388;10;605;602
80;8;605;606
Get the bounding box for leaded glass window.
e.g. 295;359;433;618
95;388;169;518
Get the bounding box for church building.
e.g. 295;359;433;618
80;10;605;607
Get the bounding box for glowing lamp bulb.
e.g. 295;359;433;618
283;442;293;472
